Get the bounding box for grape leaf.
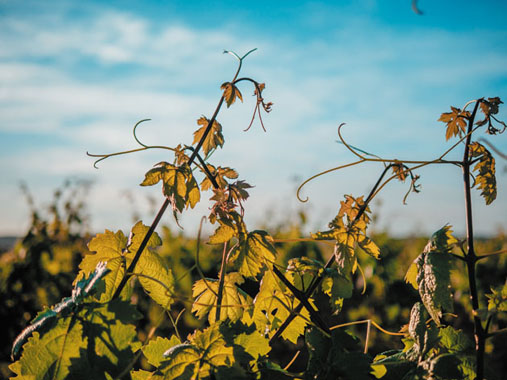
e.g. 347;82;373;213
229;230;277;278
405;227;455;325
321;270;353;314
200;165;238;191
11;262;111;360
486;281;507;311
251;268;311;344
305;327;372;380
192;116;225;157
78;222;169;303
438;326;473;354
10;299;141;380
438;106;470;141
192;272;252;324
208;222;236;244
161;323;235;380
469;142;496;205
9;317;87;380
142;336;181;367
136;248;176;310
141;162;200;216
221;82;243;107
477;97;505;134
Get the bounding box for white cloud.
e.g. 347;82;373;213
1;3;506;238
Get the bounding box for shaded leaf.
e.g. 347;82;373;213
200;165;238;191
305;327;371;380
405;226;455;324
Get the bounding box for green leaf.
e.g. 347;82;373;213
439;326;473;353
371;352;416;380
10;299;141;380
136;248;176;310
192;116;225;157
78;222;163;301
234;330;271;362
200;165;238;191
208;222;236;244
142;336;181;367
141;162;200;214
230;230;277;278
469;142;497;205
192;272;252;324
321;271;353;314
486;281;507;311
357;234;380;259
305;327;372;380
251;268;311;344
406;226;455;325
80;300;141;377
429;353;462;380
9;317;87;380
161;323;235;379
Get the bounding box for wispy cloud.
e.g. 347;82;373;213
1;2;506;237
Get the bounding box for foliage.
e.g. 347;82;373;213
3;52;506;380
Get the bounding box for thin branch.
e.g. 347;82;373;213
476;249;507;261
272;266;330;334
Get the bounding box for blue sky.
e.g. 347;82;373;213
1;0;506;237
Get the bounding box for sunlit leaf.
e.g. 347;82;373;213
142;336;181;367
221;82;243;107
486;281;507;312
438;106;470;141
192;272;252;324
137;248;176;310
208;222;236;245
161;323;235;379
230;230;277;278
252;269;311;344
78;222;164;301
469;142;496;205
192;116;225;157
141;162;200;214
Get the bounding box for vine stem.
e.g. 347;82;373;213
112;95;226;300
462;98;485;380
270;165;394;344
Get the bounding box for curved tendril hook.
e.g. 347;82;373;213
462;99;479;112
87;119;175;168
296;160;365;202
133;118;151;148
337;123;366;160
